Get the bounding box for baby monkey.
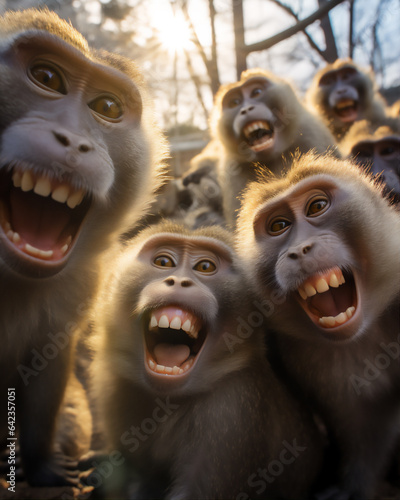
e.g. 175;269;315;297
92;222;323;500
237;153;400;499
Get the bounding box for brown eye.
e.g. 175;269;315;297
89;96;123;120
193;260;216;273
251;87;262;97
30;64;66;94
268;219;291;235
307;196;329;217
229;98;241;108
154;255;175;268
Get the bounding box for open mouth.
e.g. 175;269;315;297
334;99;358;123
144;306;207;377
243;120;274;152
296;267;357;330
0;165;90;264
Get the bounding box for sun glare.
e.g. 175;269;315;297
154;7;193;54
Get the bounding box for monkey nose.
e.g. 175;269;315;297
53;130;92;153
287;242;314;259
240;105;255;115
164;276;194;287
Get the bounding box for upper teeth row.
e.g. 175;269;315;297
149;314;198;339
298;269;345;300
243;121;270;138
13;171;84;209
336;100;355;109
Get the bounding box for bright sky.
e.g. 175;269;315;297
79;0;400;129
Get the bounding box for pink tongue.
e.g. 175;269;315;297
154;343;190;368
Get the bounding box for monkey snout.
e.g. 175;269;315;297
240;104;255;115
164;276;194;288
52;129;93;153
287;242;314;260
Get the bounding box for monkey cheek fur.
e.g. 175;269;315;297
294;266;361;341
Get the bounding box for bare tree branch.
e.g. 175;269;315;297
268;0;326;59
180;0;220;94
183;48;210;121
244;0;346;54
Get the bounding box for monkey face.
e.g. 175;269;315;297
218;77;298;161
0;30;150;278
108;230;249;395
238;160;400;344
316;65;370;127
350;137;400;199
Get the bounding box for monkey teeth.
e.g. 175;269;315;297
13;169;85;209
297;267;357;330
334;100;358;122
297;268;345;300
319;307;356;328
243;120;274;152
149;310;199;339
148;358;194;375
336;99;356;110
145;306;205;377
243;121;271;138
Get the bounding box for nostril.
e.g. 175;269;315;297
53;131;70;147
302;245;312;255
288;252;298;260
181;279;193;287
164;278;175;286
78;143;90;153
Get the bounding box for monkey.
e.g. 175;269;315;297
0;8;166;487
340;118;400;202
236;153;400;499
210;68;337;226
306;59;388;140
92;221;323;500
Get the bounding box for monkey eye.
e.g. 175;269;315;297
193;260;217;274
268;218;291;235
89;95;123;121
319;73;335;86
380;146;395;156
29;64;66;94
306;195;330;217
229;98;241;108
154;255;175;268
251;87;263;97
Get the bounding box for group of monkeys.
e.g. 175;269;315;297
0;7;399;500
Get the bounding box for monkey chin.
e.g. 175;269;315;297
0;164;91;278
142;305;208;389
333;99;359;124
242;120;275;154
294;266;361;342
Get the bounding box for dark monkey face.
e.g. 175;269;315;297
316;65;367;125
108;229;252;395
350;137;400;199
0;29;150;278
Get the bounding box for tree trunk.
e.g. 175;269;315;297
232;0;247;80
